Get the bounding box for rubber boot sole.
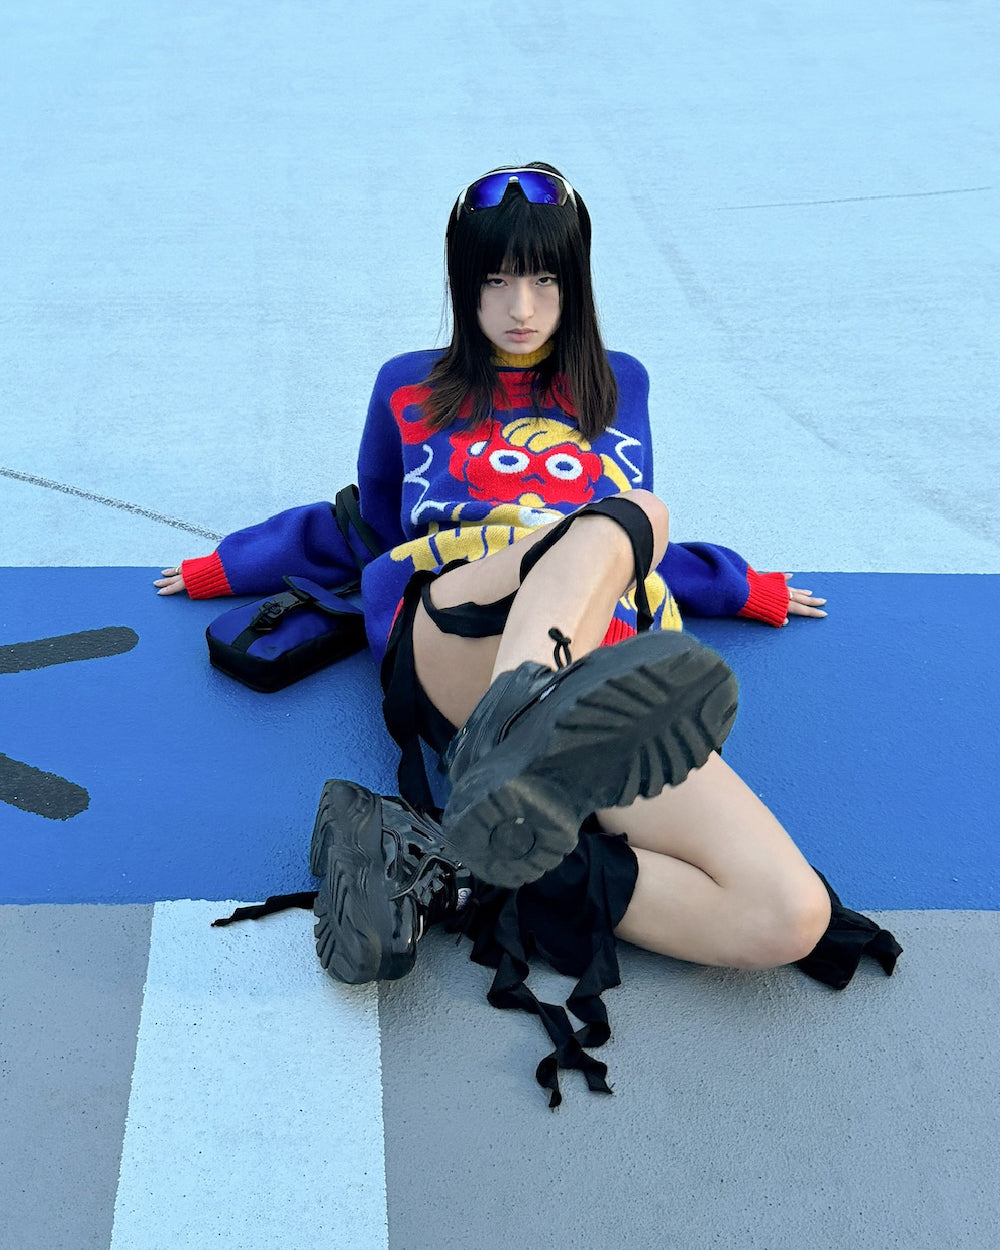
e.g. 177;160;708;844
310;779;418;984
442;631;738;888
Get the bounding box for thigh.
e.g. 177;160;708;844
425;486;663;612
424;519;561;610
411;607;500;729
597;752;819;894
410;522;562;728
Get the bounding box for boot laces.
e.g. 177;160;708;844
382;801;463;936
406;853;462;940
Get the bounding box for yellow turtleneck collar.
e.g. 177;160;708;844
491;341;555;369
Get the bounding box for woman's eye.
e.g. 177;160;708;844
537;275;558;287
484;276;506;287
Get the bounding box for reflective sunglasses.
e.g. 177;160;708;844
457;168;577;213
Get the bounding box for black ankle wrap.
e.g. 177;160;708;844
795;869;903;989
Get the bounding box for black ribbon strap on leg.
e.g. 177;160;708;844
419;579;515;639
449;825;638;1108
517;496;656;633
380;569;451;812
462;888;615;1109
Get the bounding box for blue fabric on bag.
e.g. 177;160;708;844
206;576;366;692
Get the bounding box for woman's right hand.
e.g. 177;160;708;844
153;566;188;596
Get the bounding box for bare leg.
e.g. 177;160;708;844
489;507;661;679
599;753;831;969
413;489;669;727
410;490;827;969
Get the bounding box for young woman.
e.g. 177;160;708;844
159;165;899;1104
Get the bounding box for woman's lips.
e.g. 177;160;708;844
506;329;535;340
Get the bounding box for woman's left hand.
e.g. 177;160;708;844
783;574;827;623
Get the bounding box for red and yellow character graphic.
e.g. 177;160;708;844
449;417;608;510
387;387;680;630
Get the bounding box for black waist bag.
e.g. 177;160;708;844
206;575;366;693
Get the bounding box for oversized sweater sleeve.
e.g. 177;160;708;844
181;355;429;599
356;357;408;551
658;541;790;626
179;502;366;598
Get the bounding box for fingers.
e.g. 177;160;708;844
153;568;187;595
782;573;827;622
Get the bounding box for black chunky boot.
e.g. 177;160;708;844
310;780;470;984
441;627;738;888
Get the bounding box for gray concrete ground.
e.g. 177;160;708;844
381;915;999;1249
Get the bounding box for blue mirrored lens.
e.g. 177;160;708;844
465;170;567;210
514;171;566;204
464;173;518;209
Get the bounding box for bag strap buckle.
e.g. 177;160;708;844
250;597;292;633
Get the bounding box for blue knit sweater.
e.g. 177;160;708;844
179;350;791;660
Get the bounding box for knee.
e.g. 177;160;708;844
732;876;832;971
620;489;670;566
575;490;669;581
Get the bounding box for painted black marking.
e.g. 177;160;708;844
1;626;139;818
717;185;992;211
0;465;223;541
0;627;138;674
0;753;90;821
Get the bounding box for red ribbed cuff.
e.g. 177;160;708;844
180;552;232;599
601;617;637;647
738;568;789;627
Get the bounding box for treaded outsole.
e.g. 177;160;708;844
443;636;738;888
310;779;417;984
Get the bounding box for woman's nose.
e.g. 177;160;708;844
509;280;533;320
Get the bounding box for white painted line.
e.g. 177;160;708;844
110;901;388;1250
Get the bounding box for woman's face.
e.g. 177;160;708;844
477;270;561;356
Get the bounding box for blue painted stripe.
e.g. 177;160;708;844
2;568;996;908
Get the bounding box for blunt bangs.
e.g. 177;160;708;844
479;192;575;280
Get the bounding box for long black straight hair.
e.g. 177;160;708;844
422;163;618;440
